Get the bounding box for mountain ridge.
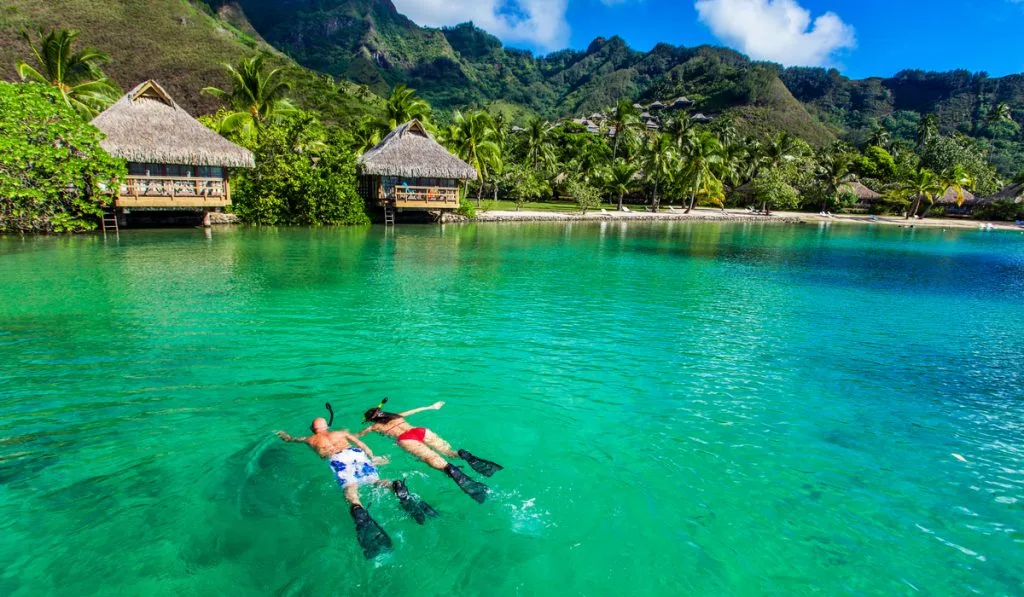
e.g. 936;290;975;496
2;0;1021;172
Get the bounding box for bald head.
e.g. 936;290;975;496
310;417;328;434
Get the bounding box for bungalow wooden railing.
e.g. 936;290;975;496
390;186;460;204
122;175;226;198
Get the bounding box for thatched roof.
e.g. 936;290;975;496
839;181;882;201
980;183;1024;204
933;186;977;205
359;120;477;180
90;80;254;168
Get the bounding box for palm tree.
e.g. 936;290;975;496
603;159;639;211
916;114;939;148
524;117;554;169
867;126;892;149
643;134;675;212
450;110;501;203
814;145;855;213
608;99;641;159
351;116;382;153
986;102;1013;125
899;167;944;219
681;130;725;213
763;132;801;171
938;164;975;208
202;54;297;140
16;28;120;119
663;116;695;151
384;84;431;129
720;138;752;190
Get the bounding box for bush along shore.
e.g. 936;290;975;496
3;28;1024;234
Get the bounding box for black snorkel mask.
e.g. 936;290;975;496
325;402;335;427
363;397;389;423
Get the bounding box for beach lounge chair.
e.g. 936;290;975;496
622;206;631;213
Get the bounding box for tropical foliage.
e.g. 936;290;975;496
231;114;368;226
15;29;120;119
0;83;125;233
202;54;297;141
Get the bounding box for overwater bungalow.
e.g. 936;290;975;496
90;80;254;226
357;120;477;214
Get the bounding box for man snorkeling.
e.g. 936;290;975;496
275;406;437;559
358;399;502;504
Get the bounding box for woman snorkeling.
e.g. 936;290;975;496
358;399;502;503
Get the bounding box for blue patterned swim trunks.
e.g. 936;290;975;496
328;448;380;488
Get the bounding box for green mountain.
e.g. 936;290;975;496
216;0;830;137
2;0;1022;173
0;0;380;124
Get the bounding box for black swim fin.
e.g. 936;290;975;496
458;449;504;477
444;464;489;504
349;505;392;559
393;480;439;525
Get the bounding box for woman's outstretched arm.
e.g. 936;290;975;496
399;401;445;418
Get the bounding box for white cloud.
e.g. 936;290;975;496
694;0;855;67
390;0;570;51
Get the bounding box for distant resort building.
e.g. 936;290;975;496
90;80;254;226
839;181;883;210
933;187;978;216
562;96;710;138
357;120;477;216
981;183;1024;205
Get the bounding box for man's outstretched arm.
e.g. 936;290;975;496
275;430;308;444
398;401;445;417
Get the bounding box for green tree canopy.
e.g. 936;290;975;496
752;167;799;215
0;82;125;233
231;114;368;226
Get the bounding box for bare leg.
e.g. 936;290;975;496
422;429;459;458
344;484;363;508
398;439;449;470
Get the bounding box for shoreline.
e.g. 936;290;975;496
468;207;1024;231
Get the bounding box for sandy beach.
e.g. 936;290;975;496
472;207;1024;231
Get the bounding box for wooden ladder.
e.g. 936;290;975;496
383;202;395;226
101;207;119;235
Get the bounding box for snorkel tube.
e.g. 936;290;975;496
325;402;335;427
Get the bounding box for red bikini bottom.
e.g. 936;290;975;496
397;427;427;443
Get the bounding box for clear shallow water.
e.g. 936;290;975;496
1;222;1022;596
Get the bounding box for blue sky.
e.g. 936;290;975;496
390;0;1024;79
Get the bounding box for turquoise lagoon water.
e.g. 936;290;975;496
0;222;1022;596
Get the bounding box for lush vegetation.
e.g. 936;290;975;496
3;1;1024;231
0;0;382;126
0;82;125;233
231;114;369;226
